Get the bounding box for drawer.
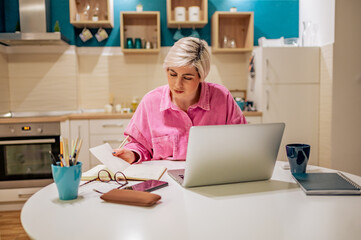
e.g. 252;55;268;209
89;119;130;135
0;187;42;202
90;134;127;149
89;134;128;168
246;116;262;124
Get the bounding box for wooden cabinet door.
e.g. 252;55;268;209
262;84;319;165
89;119;130;168
89;134;128;168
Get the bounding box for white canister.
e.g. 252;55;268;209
188;6;200;22
175;7;186;22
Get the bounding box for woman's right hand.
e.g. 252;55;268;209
112;148;136;164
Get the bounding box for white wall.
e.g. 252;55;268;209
331;0;361;175
299;0;335;46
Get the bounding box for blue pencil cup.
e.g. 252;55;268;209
51;162;82;200
286;144;310;173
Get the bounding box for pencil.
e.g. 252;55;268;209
63;138;69;167
118;135;130;149
60;138;64;167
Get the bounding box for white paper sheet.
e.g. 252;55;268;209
89;143;130;174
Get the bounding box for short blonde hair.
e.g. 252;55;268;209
163;37;211;81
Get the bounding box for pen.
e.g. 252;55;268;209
71;137;79;158
118;135;130;149
49;151;57;165
73;139;83;165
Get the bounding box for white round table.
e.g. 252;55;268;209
21;161;361;240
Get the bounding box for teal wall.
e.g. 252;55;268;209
0;0;4;32
0;0;299;47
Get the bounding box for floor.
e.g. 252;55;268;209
0;211;29;240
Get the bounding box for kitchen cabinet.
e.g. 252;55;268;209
245;116;262;124
89;119;130;168
211;12;254;53
249;47;320;165
120;12;160;53
166;0;208;28
0;187;42;211
69;0;114;28
65;119;130;170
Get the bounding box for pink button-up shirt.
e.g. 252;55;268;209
124;81;247;161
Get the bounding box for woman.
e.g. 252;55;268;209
113;37;247;163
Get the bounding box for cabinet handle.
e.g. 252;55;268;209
102;124;124;128
18;193;33;199
266;90;270;111
265;58;269;82
0;139;55;145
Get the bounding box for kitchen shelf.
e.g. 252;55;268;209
120;12;161;54
69;0;114;28
211;12;254;53
167;0;208;28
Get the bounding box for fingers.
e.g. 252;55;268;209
112;148;126;156
112;148;136;164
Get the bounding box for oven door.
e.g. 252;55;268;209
0;136;60;188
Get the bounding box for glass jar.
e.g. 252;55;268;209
126;38;134;48
134;38;142;49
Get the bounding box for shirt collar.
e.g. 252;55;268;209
160;82;210;112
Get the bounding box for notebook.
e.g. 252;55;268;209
168;123;285;188
292;172;361;195
86;143;167;181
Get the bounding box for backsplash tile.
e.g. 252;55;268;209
2;46;249;112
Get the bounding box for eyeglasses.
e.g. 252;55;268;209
80;169;128;193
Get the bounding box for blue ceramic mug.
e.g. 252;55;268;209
51;162;82;200
286;144;310;173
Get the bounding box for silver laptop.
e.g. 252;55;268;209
168;123;285;187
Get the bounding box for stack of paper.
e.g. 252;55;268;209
83;143;166;181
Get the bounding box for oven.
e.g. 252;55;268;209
0;122;60;189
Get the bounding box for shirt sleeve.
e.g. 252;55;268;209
226;91;248;124
123;100;153;162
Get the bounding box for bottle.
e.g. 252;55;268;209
92;3;100;21
83;2;90;21
223;36;228;48
131;97;139;113
54;21;60;32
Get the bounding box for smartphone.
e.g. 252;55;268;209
125;180;168;192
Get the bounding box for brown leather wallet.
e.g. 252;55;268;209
100;189;161;207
